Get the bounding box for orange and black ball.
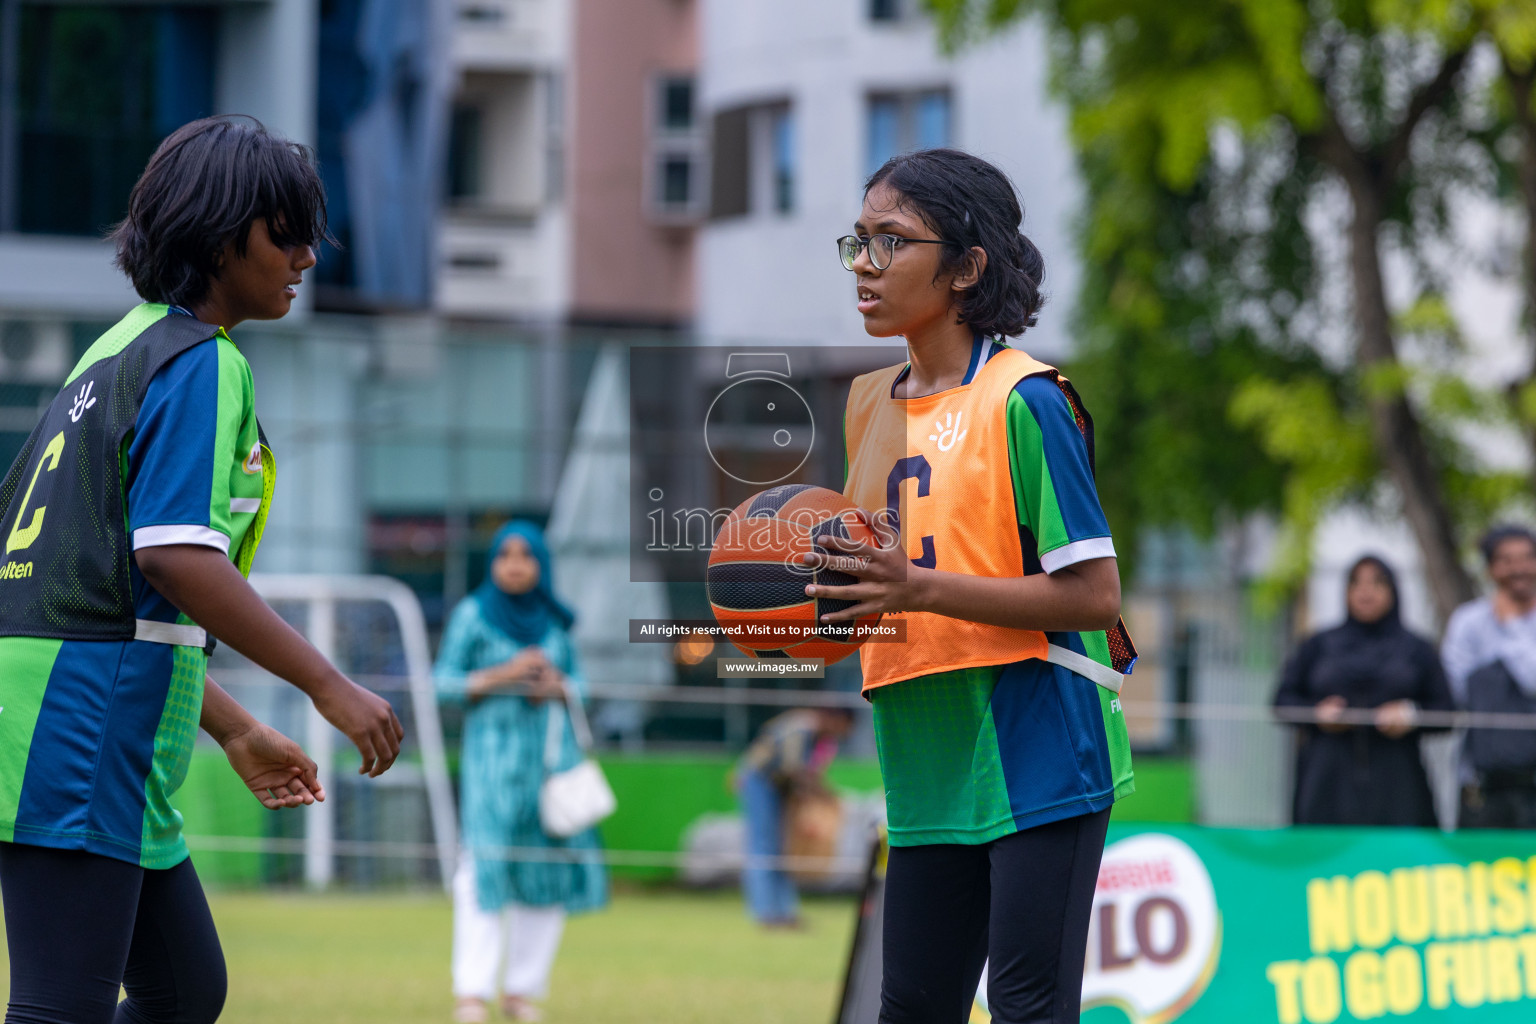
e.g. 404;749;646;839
707;484;883;665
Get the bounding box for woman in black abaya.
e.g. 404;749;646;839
1273;555;1455;826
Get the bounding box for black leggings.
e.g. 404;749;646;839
880;808;1110;1024
0;843;226;1024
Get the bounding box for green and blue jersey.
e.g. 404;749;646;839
869;338;1134;847
0;305;266;868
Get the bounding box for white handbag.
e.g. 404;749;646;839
538;688;617;838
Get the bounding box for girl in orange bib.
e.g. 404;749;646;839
811;149;1135;1024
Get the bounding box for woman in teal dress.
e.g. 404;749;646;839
435;520;607;1024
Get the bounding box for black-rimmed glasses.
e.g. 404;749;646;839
837;233;956;271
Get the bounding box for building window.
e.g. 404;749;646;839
915;92;951;150
707;101;795;221
545;72;566;205
866;89;952;177
2;6;218;235
869;0;904;21
660;77;695;133
650;74;705;221
660;155;692;207
709;106;750;220
867;97;901;178
446;104;484;201
770;106;794;214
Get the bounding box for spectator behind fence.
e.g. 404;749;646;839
734;707;855;927
1443;524;1536;829
1274;555;1455;826
434;521;607;1024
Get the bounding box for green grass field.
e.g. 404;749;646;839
0;888;858;1024
0;757;1189;1021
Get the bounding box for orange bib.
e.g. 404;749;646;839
843;347;1071;691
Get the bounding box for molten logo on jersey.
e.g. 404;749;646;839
928;411;967;452
1083;833;1222;1023
242;442;262;475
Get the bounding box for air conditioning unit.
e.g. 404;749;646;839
0;319;72;384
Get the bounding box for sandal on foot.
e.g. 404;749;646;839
500;995;544;1022
454;997;490;1024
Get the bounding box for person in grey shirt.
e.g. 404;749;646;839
1442;524;1536;828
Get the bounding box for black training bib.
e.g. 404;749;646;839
0;306;219;640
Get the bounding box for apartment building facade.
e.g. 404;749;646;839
0;0;697;589
0;0;321;316
695;0;1080;360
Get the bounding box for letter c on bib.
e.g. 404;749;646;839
6;431;65;557
885;455;937;569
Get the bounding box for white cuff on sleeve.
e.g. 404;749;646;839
1040;536;1116;575
132;524;231;554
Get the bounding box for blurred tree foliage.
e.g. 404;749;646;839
926;0;1536;621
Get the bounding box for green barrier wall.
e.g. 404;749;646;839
179;747;266;885
595;756;738;882
1108;757;1195;823
179;751;896;886
180;752;1194;886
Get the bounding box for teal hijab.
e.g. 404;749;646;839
475;520;576;646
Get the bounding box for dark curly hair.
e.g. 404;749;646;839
864;148;1045;338
1479;524;1536;566
111;115;330;308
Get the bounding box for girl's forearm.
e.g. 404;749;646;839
200;677;257;747
906;558;1121;633
135;544;349;699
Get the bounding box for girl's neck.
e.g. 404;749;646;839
190;298;237;330
900;315;976;398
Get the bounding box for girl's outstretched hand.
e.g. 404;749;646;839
222;722;325;809
311;677;405;777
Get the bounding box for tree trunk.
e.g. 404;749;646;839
1504;63;1536;491
1343;176;1477;624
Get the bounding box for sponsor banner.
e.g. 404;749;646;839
999;823;1536;1024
